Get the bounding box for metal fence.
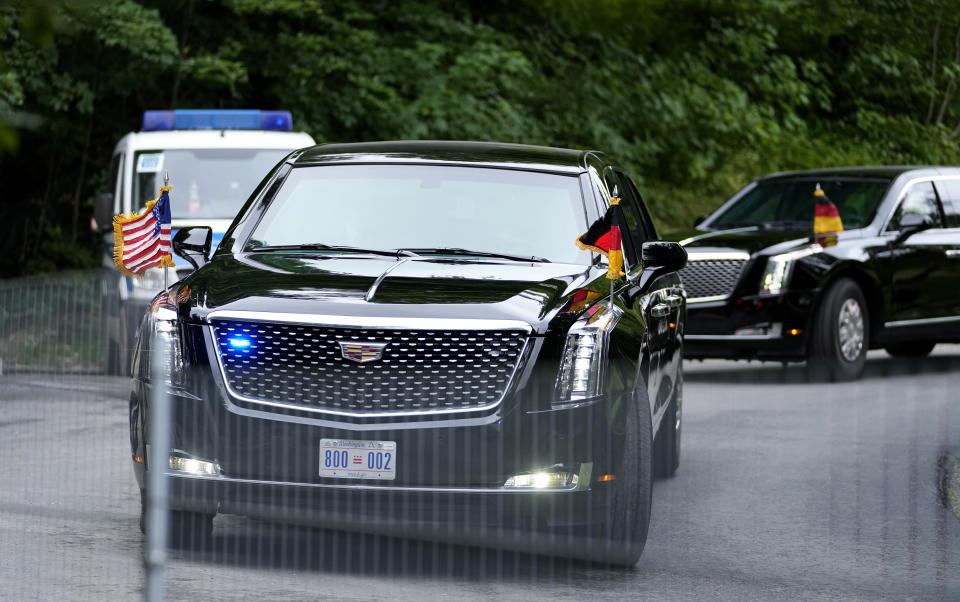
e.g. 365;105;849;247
0;269;108;374
2;270;960;600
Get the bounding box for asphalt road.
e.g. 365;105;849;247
1;349;959;600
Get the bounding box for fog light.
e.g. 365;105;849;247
503;471;578;489
169;455;221;476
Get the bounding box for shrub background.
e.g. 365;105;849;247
1;0;958;276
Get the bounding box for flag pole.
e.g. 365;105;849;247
162;170;169;292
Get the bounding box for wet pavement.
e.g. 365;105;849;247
1;348;959;600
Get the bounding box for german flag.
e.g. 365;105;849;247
813;183;843;235
576;197;628;280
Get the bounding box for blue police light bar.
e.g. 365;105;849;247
141;110;293;132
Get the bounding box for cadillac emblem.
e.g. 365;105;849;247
339;341;388;363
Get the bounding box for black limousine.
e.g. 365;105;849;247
672;167;960;381
129;141;688;566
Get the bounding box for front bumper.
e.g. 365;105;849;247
131;375;633;554
684;291;814;360
165;469;617;559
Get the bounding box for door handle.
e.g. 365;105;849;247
664;295;683;308
651;303;671;318
946;249;960;258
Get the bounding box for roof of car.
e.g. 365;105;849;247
292;140;591;174
758;166;950;181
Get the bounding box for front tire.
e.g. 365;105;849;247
586;385;654;566
807;278;869;382
140;487;213;548
654;368;682;478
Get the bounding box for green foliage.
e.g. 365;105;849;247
2;0;960;275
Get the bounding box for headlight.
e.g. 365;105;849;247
759;244;822;295
145;295;185;388
554;305;622;405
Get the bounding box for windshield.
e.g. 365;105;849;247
133;149;289;219
248;164;591;264
709;177;891;230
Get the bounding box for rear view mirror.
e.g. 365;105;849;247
893;213;933;245
641;241;688;273
173;226;213;271
92;192;114;233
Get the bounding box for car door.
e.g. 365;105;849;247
609;169;679;423
885;180;952;330
931;178;960;328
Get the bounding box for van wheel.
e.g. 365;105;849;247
807;278;868;382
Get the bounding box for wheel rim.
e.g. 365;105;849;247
837;298;864;362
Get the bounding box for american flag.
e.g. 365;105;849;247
113;185;175;277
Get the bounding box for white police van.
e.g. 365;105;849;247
94;109;315;374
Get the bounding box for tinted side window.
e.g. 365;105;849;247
600;171;638;264
619;172;659;241
612;173;650;257
888;181;942;230
934;179;960;227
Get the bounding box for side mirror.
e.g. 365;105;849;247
173;226;212;271
692;214;708;228
92;192;114;233
641;241;688;273
893;213;933;245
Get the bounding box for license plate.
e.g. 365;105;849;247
319;439;397;480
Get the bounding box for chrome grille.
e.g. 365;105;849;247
211;320;527;415
679;258;748;300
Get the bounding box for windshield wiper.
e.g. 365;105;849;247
759;220;811;230
250;244;418;257
398;247;550;263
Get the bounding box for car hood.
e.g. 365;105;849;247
667;226;864;256
182;252;602;333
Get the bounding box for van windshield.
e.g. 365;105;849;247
132;149;289;219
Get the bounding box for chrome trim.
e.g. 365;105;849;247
686;294;730;305
664;295;684;308
365;256;412;301
884;315;960;328
684;251;751;261
685;332;782;341
206;317;531;418
651;303;670;318
206;309;533;333
166;465;589;494
879;174;960;233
